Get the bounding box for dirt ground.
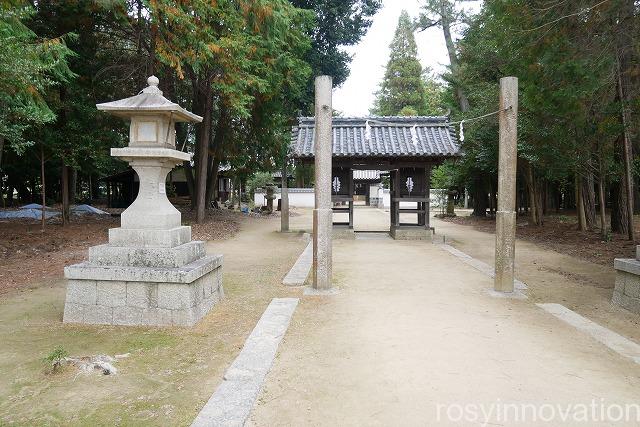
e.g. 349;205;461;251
250;208;640;426
441;211;639;266
2;206;640;425
0;208;242;295
0;211;303;426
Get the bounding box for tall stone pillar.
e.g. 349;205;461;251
494;77;518;292
281;157;289;232
313;76;333;290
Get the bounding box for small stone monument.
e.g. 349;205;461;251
265;185;276;213
63;76;224;326
613;246;640;314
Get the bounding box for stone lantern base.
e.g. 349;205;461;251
613;246;640;315
62;149;224;327
63;238;223;327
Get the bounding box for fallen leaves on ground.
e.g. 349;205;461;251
442;213;638;266
0;207;258;294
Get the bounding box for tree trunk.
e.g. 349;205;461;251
525;163;538;225
471;174;487;217
611;180;629;235
205;106;227;206
440;3;470;113
61;162;70;226
576;174;587;231
232;175;241;208
582;170;596;229
598;175;607;239
488;178;497;216
69;167;77;205
195;80;213;224
616;38;635;241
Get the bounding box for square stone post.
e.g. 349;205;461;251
313;76;333;290
495;77;518;292
281;157;289;232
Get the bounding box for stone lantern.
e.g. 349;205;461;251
265;184;276;213
63;76;224;327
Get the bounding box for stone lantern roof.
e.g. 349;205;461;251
96;76;202;123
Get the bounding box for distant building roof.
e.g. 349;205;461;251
290;116;461;160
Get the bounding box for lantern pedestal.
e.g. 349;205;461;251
62;77;223;327
612;246;640;315
64;148;223;326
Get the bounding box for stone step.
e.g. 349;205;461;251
108;225;191;248
65;254;223;284
89;240;206;268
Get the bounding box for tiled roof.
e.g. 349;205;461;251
290;116;461;159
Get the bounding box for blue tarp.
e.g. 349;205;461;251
19;203;57;211
0;208;60;219
71;204;108;215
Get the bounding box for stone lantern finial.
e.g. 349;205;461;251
143;75;162;95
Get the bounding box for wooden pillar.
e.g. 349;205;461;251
281;157;289;232
494;77;519;292
391;169;400;227
425;165;431;229
349;169;354;229
365;184;370;206
312;76;333;290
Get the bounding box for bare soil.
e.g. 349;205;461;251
441;212;638;266
0;213;305;426
0;207;259;295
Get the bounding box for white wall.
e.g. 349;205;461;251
254;189;315;208
255;188;445;209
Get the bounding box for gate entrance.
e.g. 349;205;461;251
290;116;461;239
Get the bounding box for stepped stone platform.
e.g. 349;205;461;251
390;226;433;241
64;228;224;327
613;246;640;314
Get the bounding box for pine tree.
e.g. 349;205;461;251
0;2;74;165
371;10;428;116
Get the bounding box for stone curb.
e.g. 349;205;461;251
191;298;299;427
282;242;313;286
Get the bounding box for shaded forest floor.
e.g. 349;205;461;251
441;211;639;266
0;208;254;295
